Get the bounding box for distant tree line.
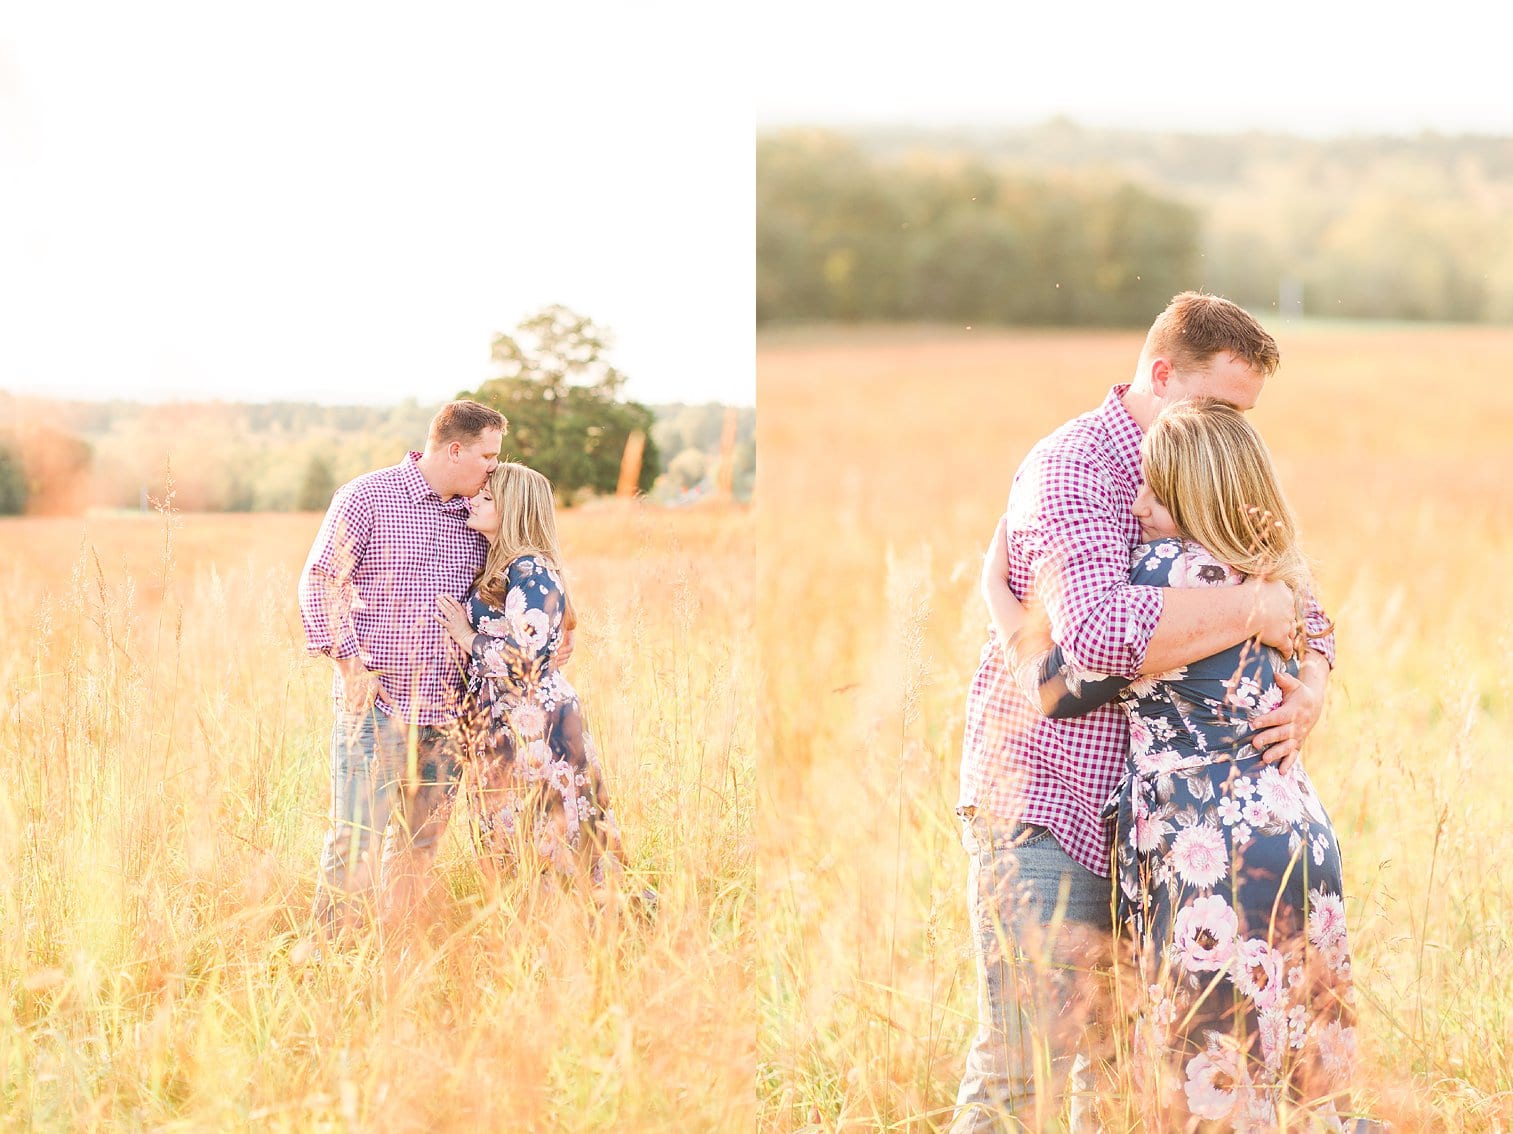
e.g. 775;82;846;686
759;124;1513;325
0;427;93;515
759;130;1198;326
0;304;752;515
0;438;26;515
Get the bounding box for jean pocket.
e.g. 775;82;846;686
1004;822;1053;852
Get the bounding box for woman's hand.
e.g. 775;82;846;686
434;594;475;651
980;515;1029;652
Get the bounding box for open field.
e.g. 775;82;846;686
758;323;1513;1131
1;501;755;1132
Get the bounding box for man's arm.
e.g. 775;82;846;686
1139;583;1296;675
1017;448;1331;764
298;485;380;710
1022;453;1296;680
981;514;1129;717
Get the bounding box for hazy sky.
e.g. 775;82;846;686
1;4;754;408
6;4;1504;413
754;2;1513;138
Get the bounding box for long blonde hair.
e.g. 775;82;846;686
475;462;575;628
1142;399;1329;639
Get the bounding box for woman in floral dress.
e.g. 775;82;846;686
983;400;1359;1129
435;461;626;887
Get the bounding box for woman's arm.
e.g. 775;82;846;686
440;557;566;683
981;515;1029;647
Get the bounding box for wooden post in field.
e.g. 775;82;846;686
714;406;738;501
617;429;645;498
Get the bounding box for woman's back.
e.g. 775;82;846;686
1011;534;1357;1126
1115;540;1356;1129
1120;538;1293;768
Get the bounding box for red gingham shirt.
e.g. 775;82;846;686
958;386;1337;876
299;451;486;726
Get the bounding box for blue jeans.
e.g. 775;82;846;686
950;809;1114;1134
312;705;463;934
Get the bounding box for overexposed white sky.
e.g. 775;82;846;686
754;2;1513;138
7;4;1503;413
1;3;754;408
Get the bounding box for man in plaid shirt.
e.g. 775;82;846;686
952;294;1336;1131
299;399;509;935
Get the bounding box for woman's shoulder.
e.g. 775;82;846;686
505;553;562;585
1130;538;1242;588
507;552;545;571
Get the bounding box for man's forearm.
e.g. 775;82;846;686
301;571;361;658
333;654;369;683
1139;585;1271;674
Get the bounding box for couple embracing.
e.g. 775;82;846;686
954;294;1372;1130
298;400;634;939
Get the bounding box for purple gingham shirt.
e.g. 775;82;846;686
298;451;486;726
959;386;1336;876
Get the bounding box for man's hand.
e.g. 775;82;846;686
1247;578;1300;659
334;654;383;713
555;626;576;668
1249;655;1328;772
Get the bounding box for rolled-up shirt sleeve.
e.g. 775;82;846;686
1013;452;1163;680
298;483;373;660
1303;590;1336;668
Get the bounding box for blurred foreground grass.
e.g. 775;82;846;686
1;500;755;1132
758;323;1513;1131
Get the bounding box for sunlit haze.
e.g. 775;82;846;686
1;4;754;408
753;2;1513;139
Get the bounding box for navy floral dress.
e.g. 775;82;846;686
1014;538;1357;1129
459;554;623;884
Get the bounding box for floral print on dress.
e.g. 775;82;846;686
458;554;624;884
1012;538;1358;1129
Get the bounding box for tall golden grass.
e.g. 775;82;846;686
1;499;754;1131
758;324;1513;1131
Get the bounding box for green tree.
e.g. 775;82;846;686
298;454;338;512
460;305;659;501
0;439;28;515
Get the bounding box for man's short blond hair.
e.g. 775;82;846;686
427;400;506;448
1143;292;1280;378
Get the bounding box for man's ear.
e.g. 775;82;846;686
448;440;463;462
1149;357;1173;396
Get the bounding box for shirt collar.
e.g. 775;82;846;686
1096;384;1145;486
398;451;433;503
399;451;470;512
